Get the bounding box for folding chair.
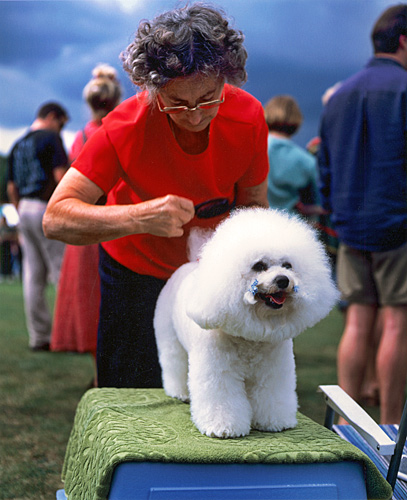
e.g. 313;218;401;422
319;385;407;499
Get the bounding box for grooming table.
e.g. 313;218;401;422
58;388;392;500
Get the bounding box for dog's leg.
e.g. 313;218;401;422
248;339;298;432
159;335;189;402
188;338;252;438
154;313;189;402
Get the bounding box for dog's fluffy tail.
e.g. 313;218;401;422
187;228;214;262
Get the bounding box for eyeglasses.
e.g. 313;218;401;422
157;92;225;115
194;196;236;219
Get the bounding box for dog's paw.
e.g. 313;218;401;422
176;394;190;403
196;415;251;439
166;391;190;403
162;373;189;402
163;384;190;403
202;422;251;439
252;415;297;433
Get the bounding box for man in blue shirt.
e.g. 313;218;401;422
7;102;69;351
318;5;407;424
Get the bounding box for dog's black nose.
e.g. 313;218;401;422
275;275;289;289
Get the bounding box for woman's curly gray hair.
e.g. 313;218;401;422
120;3;247;98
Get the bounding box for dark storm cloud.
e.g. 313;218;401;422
0;1;127;65
0;0;397;148
0;0;138;129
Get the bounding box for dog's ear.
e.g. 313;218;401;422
184;255;233;330
184;223;236;330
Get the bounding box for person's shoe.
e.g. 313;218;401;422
30;342;50;352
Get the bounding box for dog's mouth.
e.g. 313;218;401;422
257;291;287;309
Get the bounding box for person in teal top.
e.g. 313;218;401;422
264;95;321;216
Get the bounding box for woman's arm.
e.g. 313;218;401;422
43;168;195;245
236;178;269;209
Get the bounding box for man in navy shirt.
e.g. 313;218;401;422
7;102;69;351
319;4;407;424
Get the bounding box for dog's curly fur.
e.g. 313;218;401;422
154;208;339;438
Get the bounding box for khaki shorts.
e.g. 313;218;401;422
337;242;407;306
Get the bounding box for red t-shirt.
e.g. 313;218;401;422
72;84;269;279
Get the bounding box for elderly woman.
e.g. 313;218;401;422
43;3;269;388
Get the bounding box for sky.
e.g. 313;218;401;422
0;0;398;155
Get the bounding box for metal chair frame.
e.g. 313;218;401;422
319;385;407;490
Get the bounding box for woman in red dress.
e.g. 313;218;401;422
51;64;122;386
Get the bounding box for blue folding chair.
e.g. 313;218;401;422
319;385;407;500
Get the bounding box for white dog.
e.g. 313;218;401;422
154;208;339;438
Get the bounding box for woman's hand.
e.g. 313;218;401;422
130;194;195;237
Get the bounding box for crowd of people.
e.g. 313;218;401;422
4;3;407;424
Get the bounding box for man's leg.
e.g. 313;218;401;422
373;243;407;423
337;303;378;405
18;200;52;348
336;243;379;423
376;305;407;424
361;309;382;405
42;232;65;286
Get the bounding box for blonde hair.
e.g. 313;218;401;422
264;95;303;136
83;64;122;120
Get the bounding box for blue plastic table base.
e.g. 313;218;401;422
58;460;368;499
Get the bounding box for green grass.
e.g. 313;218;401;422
294;307;380;425
0;280;378;499
0;281;94;499
294;307;344;420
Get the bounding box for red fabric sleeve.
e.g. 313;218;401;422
71;126;122;194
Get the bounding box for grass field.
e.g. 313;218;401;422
0;280;376;499
0;281;94;499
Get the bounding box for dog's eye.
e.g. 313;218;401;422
282;262;292;269
252;261;269;272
